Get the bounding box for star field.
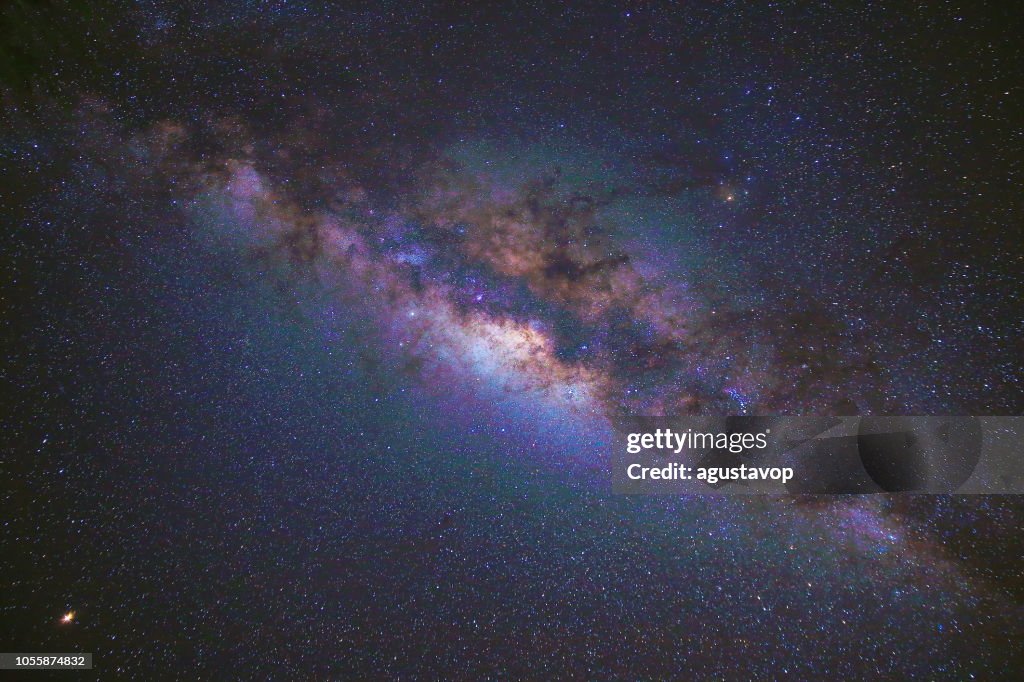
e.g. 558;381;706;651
2;1;1023;678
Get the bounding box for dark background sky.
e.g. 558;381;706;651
2;1;1023;678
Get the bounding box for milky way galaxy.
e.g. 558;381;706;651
3;2;1023;678
196;138;878;423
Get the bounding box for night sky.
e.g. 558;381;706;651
3;1;1024;678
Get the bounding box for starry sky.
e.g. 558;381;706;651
2;1;1024;678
